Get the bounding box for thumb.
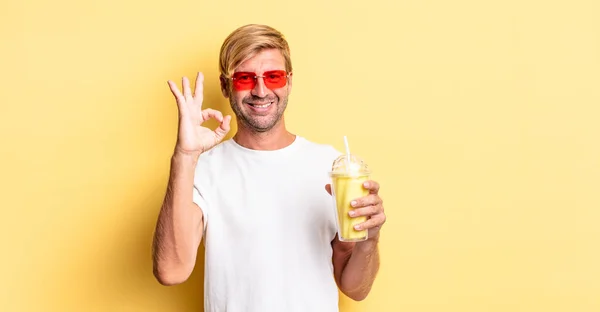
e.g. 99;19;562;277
325;184;332;195
214;115;231;140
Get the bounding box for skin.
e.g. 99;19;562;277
152;48;386;301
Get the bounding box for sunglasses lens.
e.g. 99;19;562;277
263;70;287;89
232;72;255;90
231;70;288;91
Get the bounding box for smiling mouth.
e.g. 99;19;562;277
247;102;273;108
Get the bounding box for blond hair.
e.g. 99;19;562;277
219;24;292;78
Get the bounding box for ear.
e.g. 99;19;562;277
219;75;230;98
287;72;293;94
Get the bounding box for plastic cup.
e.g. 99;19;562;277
329;154;371;242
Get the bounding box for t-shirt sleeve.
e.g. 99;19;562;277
192;179;209;234
329;146;343;162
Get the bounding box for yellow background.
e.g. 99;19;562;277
1;0;599;311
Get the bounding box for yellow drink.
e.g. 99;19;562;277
331;174;369;242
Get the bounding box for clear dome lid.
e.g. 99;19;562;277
329;154;371;177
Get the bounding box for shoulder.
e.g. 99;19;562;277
296;136;342;162
193;140;237;181
196;139;236;164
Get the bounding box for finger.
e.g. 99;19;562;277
363;180;380;194
167;80;184;103
182;76;193;100
350;194;381;208
354;214;386;231
214;115;232;141
194;72;204;106
348;205;382;218
201;109;224;123
325;184;332;195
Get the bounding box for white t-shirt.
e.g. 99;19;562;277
192;136;343;312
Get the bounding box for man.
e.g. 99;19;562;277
152;24;386;311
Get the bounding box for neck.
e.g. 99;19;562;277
233;118;296;151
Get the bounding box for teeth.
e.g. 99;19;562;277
254;102;272;108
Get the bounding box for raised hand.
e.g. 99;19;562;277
167;72;231;157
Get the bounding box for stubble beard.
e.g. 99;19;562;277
230;95;288;133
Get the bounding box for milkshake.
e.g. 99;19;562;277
329;153;371;242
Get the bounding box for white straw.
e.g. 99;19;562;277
343;136;351;169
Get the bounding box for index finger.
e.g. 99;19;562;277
201;108;224;123
364;180;380;194
194;72;204;106
167;80;184;102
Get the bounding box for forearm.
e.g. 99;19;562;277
340;239;380;300
152;152;204;285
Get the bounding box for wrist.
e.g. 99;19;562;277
172;149;201;166
356;236;379;253
173;147;202;161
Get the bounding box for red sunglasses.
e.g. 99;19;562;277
230;70;291;91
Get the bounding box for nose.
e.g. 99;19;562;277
251;76;268;98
